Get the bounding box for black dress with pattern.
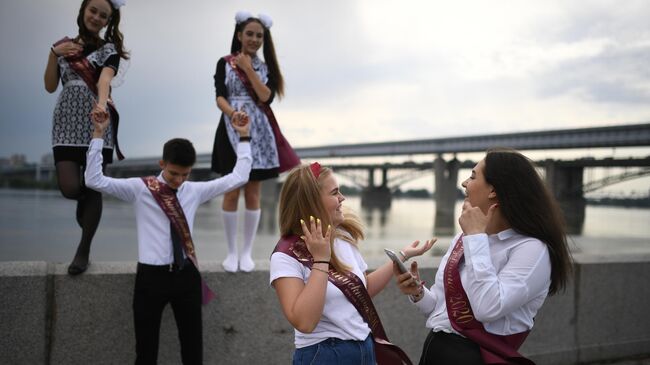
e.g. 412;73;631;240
51;41;119;165
211;56;280;181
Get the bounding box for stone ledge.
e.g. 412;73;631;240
1;257;649;364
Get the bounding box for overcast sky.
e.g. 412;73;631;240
1;0;649;176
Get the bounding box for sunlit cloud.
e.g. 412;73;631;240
1;0;649;168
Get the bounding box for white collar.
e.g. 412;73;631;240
495;228;517;241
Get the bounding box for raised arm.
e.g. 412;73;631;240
84;116;139;202
235;53;273;102
461;233;551;322
458;202;551;322
44;41;83;93
273;218;332;333
196;113;252;203
89;66;116;119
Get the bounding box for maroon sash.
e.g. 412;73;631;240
274;235;412;365
141;176;215;305
444;236;534;364
54;37;125;160
224;54;300;172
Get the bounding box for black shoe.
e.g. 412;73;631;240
67;261;89;275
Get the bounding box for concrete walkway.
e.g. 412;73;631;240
589;357;650;365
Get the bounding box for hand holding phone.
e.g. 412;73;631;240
385;248;421;286
384;248;409;273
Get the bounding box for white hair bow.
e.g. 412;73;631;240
257;13;273;29
235;10;253;24
110;0;126;9
235;11;273;29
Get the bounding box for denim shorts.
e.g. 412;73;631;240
293;335;375;365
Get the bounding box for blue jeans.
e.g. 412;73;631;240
293;335;376;365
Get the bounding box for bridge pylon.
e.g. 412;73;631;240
545;160;586;234
361;167;391;208
434;156;460;235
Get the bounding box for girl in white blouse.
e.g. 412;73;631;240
395;148;573;365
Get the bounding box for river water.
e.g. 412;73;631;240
1;188;649;264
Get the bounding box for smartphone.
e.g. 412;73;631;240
384;248;409;274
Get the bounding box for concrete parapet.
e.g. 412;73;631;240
1;256;649;364
575;258;650;363
0;262;50;364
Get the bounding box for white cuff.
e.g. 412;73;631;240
89;138;105;149
412;287;436;315
462;233;491;267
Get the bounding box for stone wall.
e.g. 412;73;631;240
1;254;649;364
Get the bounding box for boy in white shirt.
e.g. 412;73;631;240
85;113;252;364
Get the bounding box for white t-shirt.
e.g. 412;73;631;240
270;237;371;348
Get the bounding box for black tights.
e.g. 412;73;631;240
56;161;104;266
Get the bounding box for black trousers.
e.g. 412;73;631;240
419;331;484;365
133;260;203;365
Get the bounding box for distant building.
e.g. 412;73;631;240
9;154;27;167
0;154;28;169
40;153;54;167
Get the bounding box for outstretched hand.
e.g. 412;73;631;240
300;216;332;262
459;201;498;235
400;238;437;261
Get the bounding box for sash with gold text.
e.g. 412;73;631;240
444;235;533;364
141;176;215;305
54;37;125;160
223;54;299;172
274;235;412;365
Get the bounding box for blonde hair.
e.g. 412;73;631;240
279;164;364;273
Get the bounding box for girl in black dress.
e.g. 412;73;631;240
44;0;129;275
211;11;298;272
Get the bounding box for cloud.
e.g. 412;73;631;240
534;40;650;104
1;0;650;164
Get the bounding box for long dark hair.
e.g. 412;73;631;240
483;148;573;295
76;0;129;59
230;17;284;98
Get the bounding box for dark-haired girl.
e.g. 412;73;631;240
211;11;299;273
394;148;573;365
44;0;129;275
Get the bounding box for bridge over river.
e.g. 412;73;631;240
3;123;649;233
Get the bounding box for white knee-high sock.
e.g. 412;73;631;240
222;210;239;272
239;208;261;272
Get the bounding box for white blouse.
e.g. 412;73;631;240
414;229;552;335
84;138;251;265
